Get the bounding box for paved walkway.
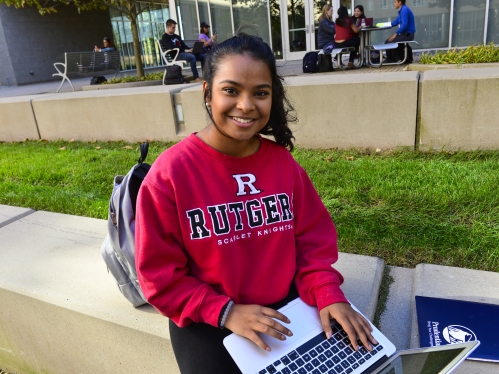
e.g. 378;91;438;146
0;60;409;99
1;204;497;373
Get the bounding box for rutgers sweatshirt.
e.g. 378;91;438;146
135;134;348;328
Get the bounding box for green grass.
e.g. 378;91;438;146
420;43;499;64
103;71;164;84
1;141;498;272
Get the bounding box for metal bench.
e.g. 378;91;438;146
53;51;121;93
365;41;419;67
331;47;355;70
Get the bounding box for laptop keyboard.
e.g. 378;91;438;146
258;322;384;374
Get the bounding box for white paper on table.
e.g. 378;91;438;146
376;22;392;27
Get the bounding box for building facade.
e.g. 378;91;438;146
0;1;498;85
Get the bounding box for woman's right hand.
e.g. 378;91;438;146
224;304;293;351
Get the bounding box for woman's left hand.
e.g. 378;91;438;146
319;302;377;351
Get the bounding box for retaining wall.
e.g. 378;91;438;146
1;69;499;149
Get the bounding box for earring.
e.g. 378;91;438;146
205;102;211;108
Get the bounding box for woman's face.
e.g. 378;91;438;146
327;7;333;18
103;40;109;46
354;8;363;18
203;54;272;146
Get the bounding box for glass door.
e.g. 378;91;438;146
281;0;327;60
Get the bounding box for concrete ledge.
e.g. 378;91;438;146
31;85;193;142
418;67;499;150
0;95;42;141
407;62;499;72
283;72;419;149
379;266;414;350
0;207;386;374
0;204;35;228
410;263;499;373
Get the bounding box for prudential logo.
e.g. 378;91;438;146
442;325;477;344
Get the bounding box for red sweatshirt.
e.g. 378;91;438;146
135;134;348;328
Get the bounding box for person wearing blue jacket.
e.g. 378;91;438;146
385;0;416;63
317;4;335;52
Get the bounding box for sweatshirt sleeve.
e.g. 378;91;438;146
319;19;335;36
292;165;349;311
135;178;230;327
396;7;409;34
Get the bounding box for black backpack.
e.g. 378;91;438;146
302;52;319;73
90;76;107;85
318;54;333;73
164;65;186;85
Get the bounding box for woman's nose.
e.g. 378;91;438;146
237;94;255;113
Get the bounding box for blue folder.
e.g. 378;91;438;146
415;295;499;362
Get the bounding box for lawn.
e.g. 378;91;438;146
1;140;498;272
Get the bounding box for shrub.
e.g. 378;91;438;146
420;43;499;64
103;71;164;84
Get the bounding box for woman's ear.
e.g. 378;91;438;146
202;81;211;106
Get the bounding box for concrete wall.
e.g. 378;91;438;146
418;67;499;150
0;5;113;86
3;69;499;149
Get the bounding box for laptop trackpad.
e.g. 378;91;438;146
261;301;321;347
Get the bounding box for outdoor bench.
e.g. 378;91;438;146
331;47;355;70
365;41;419;67
53;51;121;93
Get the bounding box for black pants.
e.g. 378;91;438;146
169;284;299;374
334;36;360;62
385;33;414;62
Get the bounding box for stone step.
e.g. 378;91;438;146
0;206;385;374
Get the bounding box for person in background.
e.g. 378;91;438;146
317;4;335;54
352;5;366;27
94;37;116;52
334;6;364;70
198;22;218;53
162;19;206;82
385;0;416;63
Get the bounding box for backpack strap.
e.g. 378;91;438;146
138;142;149;164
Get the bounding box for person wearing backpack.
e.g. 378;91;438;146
135;32;377;374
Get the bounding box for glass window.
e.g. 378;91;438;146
198;0;210;37
270;0;283;58
287;0;306;52
380;0;388;10
367;0;374;12
178;0;199;40
487;0;499;44
232;0;271;44
412;0;424;7
210;0;233;42
452;0;486;47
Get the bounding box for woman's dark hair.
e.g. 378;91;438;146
335;6;350;28
202;31;296;151
200;25;210;35
102;37;116;48
354;5;366;18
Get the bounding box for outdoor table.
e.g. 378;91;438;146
356;25;393;67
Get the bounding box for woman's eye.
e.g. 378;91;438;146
223;88;237;94
255;91;270;97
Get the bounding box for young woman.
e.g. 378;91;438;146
317;4;335;51
353;5;367;25
198;21;218;53
135;32;376;374
94;37;116;52
334;6;363;70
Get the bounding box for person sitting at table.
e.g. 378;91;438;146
334;6;363;70
352;5;366;28
198;21;217;53
385;0;416;63
317;4;335;54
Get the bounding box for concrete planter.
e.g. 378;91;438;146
407;62;499;72
82;79;162;91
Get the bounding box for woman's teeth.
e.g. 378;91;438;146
232;117;253;124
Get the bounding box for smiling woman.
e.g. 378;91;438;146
134;32;379;374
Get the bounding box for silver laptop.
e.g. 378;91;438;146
224;297;480;374
191;41;204;54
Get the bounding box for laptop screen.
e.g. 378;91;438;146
376;346;466;374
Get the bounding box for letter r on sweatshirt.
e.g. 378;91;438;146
186;208;211;239
232;173;261;196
